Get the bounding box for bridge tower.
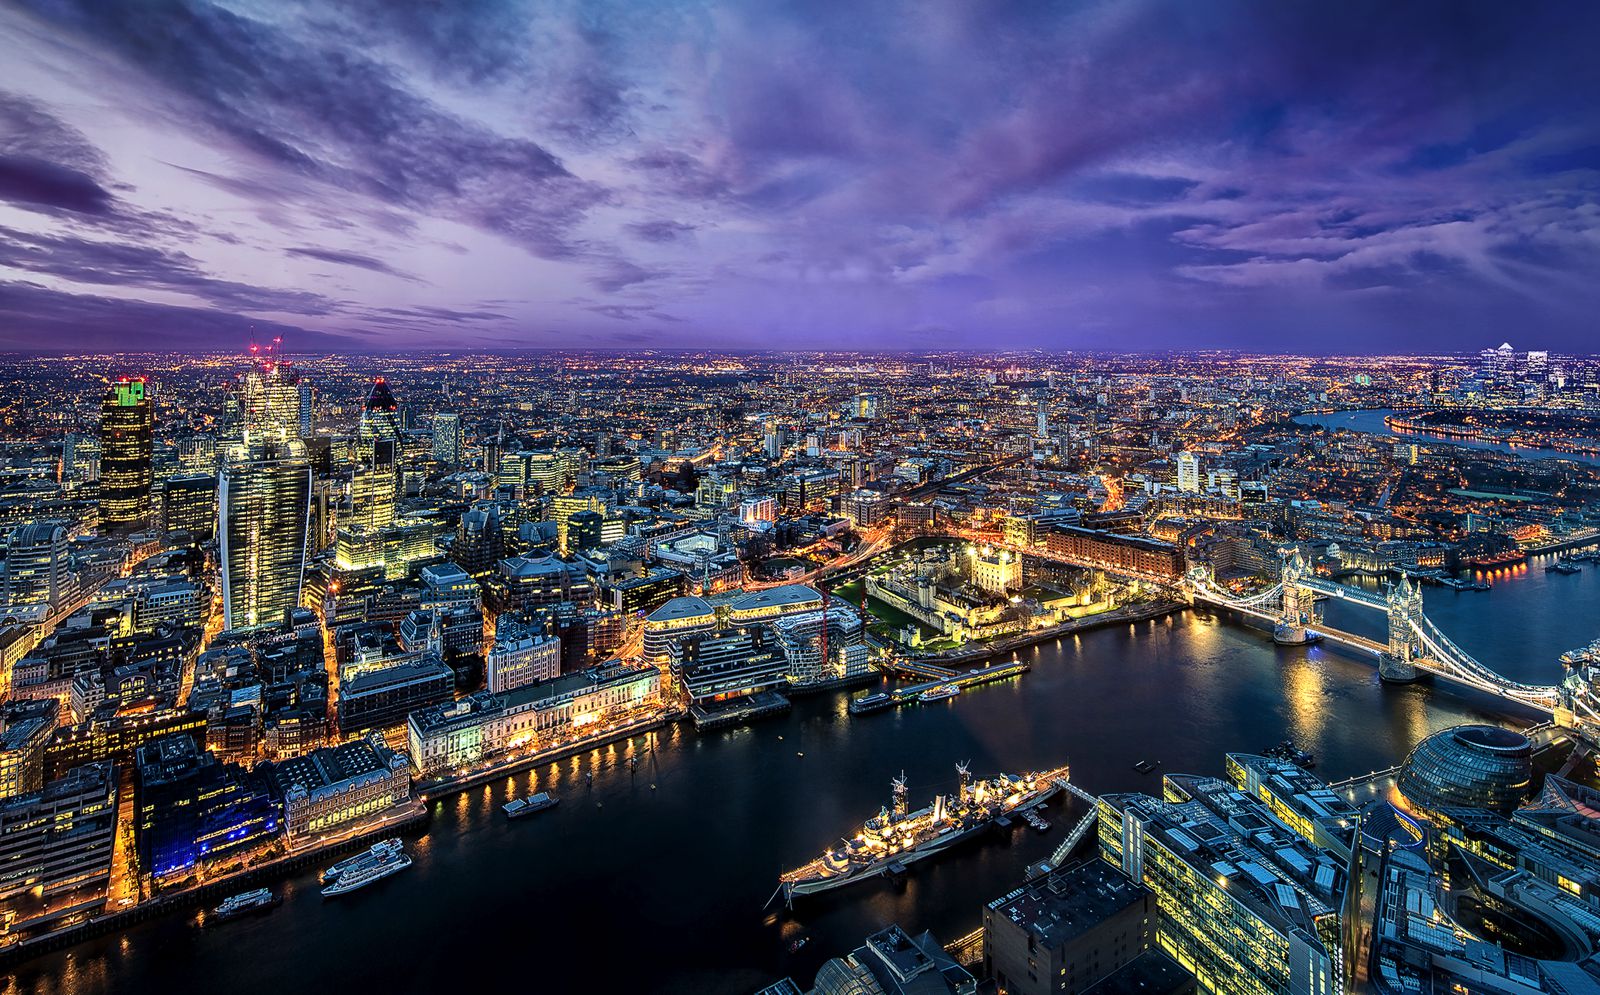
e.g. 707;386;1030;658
1274;550;1319;645
1380;575;1424;682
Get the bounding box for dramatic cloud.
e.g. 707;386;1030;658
286;247;419;282
0;0;1597;351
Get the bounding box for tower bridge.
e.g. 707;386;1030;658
1182;553;1600;738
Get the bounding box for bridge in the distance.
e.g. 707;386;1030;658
1182;552;1600;736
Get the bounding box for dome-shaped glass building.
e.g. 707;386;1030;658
1398;724;1533;817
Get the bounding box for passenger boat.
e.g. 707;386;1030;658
779;762;1069;900
210;888;281;923
918;684;960;703
321;843;411;898
503;791;560;819
848;692;895;715
321;838;404;885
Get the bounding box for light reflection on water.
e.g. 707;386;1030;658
8;583;1590;995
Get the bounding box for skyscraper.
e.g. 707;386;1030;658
432;412;461;465
98;378;153;530
359;378;401;449
218;440;311;631
233;362;307;444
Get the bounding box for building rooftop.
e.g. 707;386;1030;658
340;658;453;696
728;584;822;613
266;736;394;793
1081;949;1194;995
0;698;58;752
646;595;713;624
988;859;1148;949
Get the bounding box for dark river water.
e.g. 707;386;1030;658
9;563;1597;995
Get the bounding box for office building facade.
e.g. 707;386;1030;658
98;378;154;530
219;441;311;630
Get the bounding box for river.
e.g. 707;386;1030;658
1292;408;1600;468
12;561;1597;995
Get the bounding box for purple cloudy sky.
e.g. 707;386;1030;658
1;1;1598;353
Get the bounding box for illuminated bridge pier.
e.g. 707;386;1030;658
1183;556;1600;740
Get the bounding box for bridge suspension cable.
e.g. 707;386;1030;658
1181;566;1565;712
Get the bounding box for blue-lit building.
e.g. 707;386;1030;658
133;733;280;880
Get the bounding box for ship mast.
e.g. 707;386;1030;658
892;771;908;817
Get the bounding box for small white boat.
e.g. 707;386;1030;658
503;792;560;820
919;684;960;703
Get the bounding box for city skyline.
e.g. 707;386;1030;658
4;1;1600;353
0;346;1598;992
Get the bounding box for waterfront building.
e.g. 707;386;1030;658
1397;724;1533;819
432;412;461;464
336;657;454;735
1098;775;1345;995
770;609;870;686
260;733;409;840
407;661;660;776
1045;526;1185;580
642;595;717;662
219;440;311;631
0;699;59;800
160;474;217;543
133;733;279;880
3;521;71;611
0;763;117;933
1225;754;1360;860
98;378;154;530
1369;848;1560;995
667;623;788;703
984;859;1162;995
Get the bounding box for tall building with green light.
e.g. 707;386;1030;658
98;377;153;531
